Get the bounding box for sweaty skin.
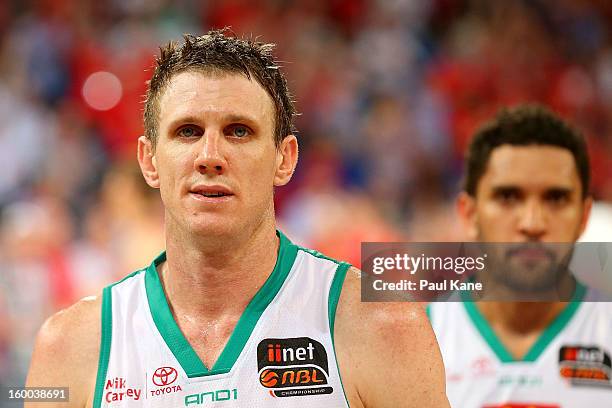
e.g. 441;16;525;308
25;269;448;408
26;72;449;408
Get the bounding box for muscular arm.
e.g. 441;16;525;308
335;268;449;408
25;296;101;408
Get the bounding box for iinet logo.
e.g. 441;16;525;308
257;337;333;398
563;347;605;363
266;342;316;363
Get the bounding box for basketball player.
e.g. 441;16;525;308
428;105;612;407
25;31;449;407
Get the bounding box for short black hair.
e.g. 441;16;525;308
463;104;590;198
144;28;296;148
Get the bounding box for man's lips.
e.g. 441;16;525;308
189;185;234;199
507;245;554;262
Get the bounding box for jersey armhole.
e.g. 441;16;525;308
328;262;350;335
328;262;351;407
92;285;113;408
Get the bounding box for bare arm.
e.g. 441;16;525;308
335;268;449;408
25;296;101;408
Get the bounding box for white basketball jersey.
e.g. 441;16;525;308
93;231;351;408
429;285;612;408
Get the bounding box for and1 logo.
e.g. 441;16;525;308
184;389;238;406
558;345;612;387
257;337;334;398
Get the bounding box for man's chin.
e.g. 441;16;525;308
508;257;555;273
186;219;238;238
496;264;560;294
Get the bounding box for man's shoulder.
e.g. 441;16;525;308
336;266;430;333
26;296;102;407
38;295;102;349
333;267;448;407
31;295;102;370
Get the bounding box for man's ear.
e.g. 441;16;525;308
137;136;160;188
274;135;298;187
457;191;478;240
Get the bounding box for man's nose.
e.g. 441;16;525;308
518;199;547;240
194;131;227;175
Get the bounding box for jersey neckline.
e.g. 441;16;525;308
463;281;587;363
144;230;298;378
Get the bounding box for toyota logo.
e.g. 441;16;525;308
152;367;178;386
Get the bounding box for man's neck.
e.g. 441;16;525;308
475;274;578;359
161;219;280;322
478;301;568;335
477;301;569;360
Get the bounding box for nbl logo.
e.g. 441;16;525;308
153;367;178;386
257;337;333;398
558;345;612;387
260;370;279;387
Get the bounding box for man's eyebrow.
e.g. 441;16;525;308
490;185;575;195
225;114;258;124
543;187;574;195
490;185;522;193
165;116;201;130
165;114;259;130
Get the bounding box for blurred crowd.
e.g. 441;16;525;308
1;0;611;390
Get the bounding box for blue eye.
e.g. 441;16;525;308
178;126;201;137
231;125;250;138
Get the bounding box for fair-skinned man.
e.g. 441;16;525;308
26;31;449;408
429;105;612;407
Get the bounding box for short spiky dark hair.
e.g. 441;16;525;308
464;104;590;198
144;29;296;148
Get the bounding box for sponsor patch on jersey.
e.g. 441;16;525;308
558;345;612;388
184;389;238;406
498;374;543;387
104;376;143;403
150;366;183;398
471;356;496;377
257;337;334;398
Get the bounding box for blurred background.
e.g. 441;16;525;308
0;0;611;391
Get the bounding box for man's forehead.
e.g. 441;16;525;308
480;144;580;190
158;70;274;124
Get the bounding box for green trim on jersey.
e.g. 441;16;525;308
295;242;352;405
144;230;298;378
463;301;514;363
93;286;113;408
464;281;587;363
295;241;350;332
94;269;144;408
328;261;351;407
328;263;350;335
523;282;586;361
